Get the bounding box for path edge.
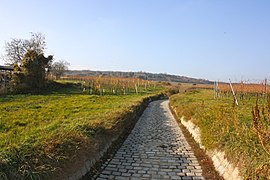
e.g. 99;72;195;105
169;103;243;180
169;103;224;180
68;94;167;180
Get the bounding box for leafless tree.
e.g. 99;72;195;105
28;32;46;55
51;60;70;79
2;32;46;64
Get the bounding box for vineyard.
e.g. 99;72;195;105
192;80;270;105
171;80;270;179
192;80;269;94
61;75;157;95
218;82;269;94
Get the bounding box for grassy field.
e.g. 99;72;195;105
170;89;270;179
0;82;164;179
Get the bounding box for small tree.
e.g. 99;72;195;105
11;50;53;92
2;32;46;64
51;60;70;79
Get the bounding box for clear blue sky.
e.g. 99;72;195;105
0;0;270;81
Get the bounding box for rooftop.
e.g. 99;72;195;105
0;65;13;71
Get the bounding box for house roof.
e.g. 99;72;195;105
0;65;13;71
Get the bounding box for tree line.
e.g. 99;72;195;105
1;32;69;93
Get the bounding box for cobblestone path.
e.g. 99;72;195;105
97;100;204;180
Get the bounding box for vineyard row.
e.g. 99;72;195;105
61;76;157;95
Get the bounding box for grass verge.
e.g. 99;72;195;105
0;82;164;179
170;89;270;179
169;105;224;180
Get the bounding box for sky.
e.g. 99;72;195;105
0;0;270;82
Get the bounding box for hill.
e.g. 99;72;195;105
66;70;212;84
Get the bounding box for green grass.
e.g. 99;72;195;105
0;82;164;178
170;89;270;179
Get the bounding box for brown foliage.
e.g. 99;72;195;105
251;95;270;179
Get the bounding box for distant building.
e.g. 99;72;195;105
0;65;13;71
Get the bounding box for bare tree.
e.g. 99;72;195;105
3;38;28;64
51;60;70;79
2;32;46;64
28;32;46;55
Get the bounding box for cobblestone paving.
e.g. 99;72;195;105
97;100;204;180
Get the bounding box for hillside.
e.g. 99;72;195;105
66;70;212;84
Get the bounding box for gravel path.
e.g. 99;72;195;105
97;100;204;180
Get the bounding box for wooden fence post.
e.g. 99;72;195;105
229;79;239;106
